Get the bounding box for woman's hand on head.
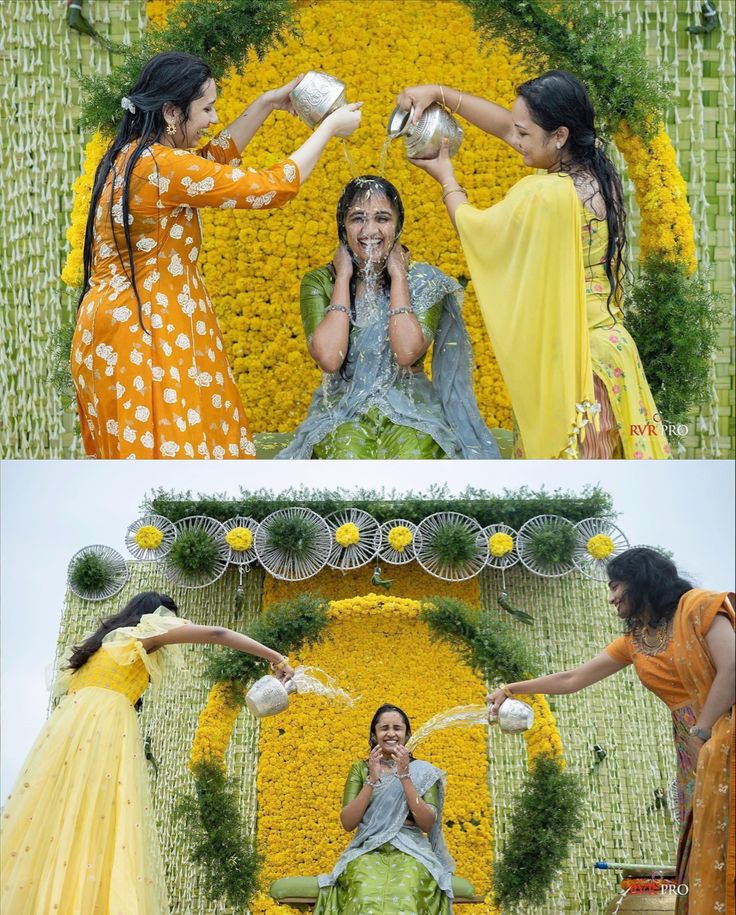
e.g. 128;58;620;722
486;689;508;716
333;244;354;280
396;85;439;124
386;242;410;279
261;75;304;115
323;102;363;138
408;138;455;186
368;744;383;781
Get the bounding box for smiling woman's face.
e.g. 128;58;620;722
373;711;407;756
168;78;219;149
344;192;398;266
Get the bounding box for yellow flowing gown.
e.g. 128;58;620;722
456;174;670;460
0;609;187;914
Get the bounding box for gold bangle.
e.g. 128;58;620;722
438;84;447;110
452;90;463;115
498;683;513;698
442;186;466;202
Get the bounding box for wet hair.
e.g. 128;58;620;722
79;52;213;331
606;548;693;630
516;70;628;319
67;591;179;670
333;176;404;379
368;703;412;748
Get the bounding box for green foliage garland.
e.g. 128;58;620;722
69;551;117;594
264;514;319;560
420;596;582;908
525;521;577;571
458;0;667;138
81;0;295;132
148;485;614;528
430;521;479;568
168;528;219;576
625;257;724;425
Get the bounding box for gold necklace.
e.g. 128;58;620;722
638;621;669;653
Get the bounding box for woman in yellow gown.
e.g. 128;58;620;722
0;591;294;914
398;70;671;459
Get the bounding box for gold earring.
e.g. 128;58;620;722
166;121;176;137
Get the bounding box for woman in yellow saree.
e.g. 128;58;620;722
488;548;734;914
398;70;671;459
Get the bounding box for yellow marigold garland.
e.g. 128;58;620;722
334;522;360;548
190;681;244;772
225;526;254;552
387;524;413;552
586;533;615;561
614;121;696;274
489;532;514;557
61;130;109;288
134;524;164;550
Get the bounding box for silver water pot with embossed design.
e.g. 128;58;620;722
386;102;463;159
488;698;535;734
290;71;347;129
245;674;298;718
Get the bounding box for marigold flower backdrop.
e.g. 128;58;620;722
0;0;733;457
53;490;683;914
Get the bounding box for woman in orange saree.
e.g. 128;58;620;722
488;547;734;915
72;51;362;459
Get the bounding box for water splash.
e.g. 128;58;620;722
406;704;488;752
341;139;359;178
291;665;357;706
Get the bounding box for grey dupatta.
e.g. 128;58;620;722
276;263;499;460
317;759;456;907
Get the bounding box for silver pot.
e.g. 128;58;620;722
488;698;535;734
290;71;347;129
245;674;298;718
386;103;463;160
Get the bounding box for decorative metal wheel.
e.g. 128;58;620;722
573;518;630;581
414;512;487;581
325;509;381;570
254;507;331;581
162;516;231;589
67;545;129;601
125;513;177;561
483;524;520;571
222;516;260;568
378;519;417;565
517;514;577;578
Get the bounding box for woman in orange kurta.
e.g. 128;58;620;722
488;548;735;915
72;52;362;459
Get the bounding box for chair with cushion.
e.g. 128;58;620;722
269;874;484;906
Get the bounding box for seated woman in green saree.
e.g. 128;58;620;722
275;176;498;460
315;704;455;915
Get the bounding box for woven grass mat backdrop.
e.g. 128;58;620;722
2;0;733;459
58;563;678;914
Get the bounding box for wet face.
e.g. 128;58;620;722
510;97;566;170
373;711;407;757
166;78;219;149
344;192;398;267
608;580;632;619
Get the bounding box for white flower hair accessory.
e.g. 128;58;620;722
121;96;136;115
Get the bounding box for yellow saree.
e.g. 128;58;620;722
456;174;595;459
672;590;735;915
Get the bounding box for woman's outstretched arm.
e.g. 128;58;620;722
396;84;515;146
487;650;627;714
138;624;293;679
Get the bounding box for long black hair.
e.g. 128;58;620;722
606;547;693;630
333;176;405;379
516;70;628;318
368;703;415;759
67;591;179;670
79;52;213;330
